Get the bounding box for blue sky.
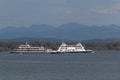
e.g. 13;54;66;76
0;0;120;28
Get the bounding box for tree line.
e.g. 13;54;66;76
0;40;120;52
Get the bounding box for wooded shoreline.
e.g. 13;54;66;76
0;40;120;52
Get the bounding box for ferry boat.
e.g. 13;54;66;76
56;42;94;53
10;43;47;53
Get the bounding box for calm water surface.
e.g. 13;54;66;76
0;51;120;80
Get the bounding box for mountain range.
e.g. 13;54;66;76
0;23;120;41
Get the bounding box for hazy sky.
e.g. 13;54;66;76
0;0;120;27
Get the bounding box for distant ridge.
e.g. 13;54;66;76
0;23;120;40
0;38;62;42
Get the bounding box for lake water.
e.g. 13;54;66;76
0;51;120;80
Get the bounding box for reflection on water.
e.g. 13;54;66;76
0;51;120;80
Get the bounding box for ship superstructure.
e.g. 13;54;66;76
11;43;46;53
57;42;93;53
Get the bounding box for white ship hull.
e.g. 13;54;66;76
10;50;46;53
63;50;94;53
51;50;93;54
